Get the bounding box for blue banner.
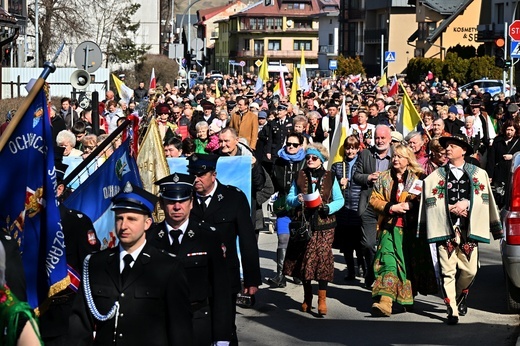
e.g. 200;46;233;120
0;89;68;310
63;140;141;249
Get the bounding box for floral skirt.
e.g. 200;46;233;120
372;226;413;305
283;228;335;282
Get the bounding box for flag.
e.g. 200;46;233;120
396;81;422;137
215;80;221;98
254;54;269;93
387;75;398;97
290;67;300;105
63;140;142;250
427;71;434;80
150;67;156;89
327;97;349;169
273;69;287;97
299;48;310;93
349;74;361;84
112;74;134;104
0;89;69;310
137;120;170;221
377;73;387;88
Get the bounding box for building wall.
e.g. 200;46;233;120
318;14;339;71
387;12;416;75
134;0;161;54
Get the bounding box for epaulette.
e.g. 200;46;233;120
160;249;177;258
197;221;217;232
224;184;242;193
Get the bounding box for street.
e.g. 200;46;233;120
236;231;520;345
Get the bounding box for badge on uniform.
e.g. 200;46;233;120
87;230;97;245
187;230;195;238
158;230;165;238
221;243;227;258
217;194;224;201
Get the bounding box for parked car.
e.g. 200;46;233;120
458;79;516;97
501;152;520;311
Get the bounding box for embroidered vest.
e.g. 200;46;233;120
296;170;337;230
446;169;471;230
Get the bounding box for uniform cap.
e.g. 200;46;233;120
186;153;219;175
155;173;194;201
111;182;158;215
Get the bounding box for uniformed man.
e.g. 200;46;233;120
187;154;261;346
41;162;101;345
148;173;232;346
69;182;193;345
266;104;293;162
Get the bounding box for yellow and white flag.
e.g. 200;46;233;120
327;97;349;169
289;67;300;105
111;73;134;104
396;81;422;137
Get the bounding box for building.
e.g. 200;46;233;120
317;0;340;74
216;0;321;74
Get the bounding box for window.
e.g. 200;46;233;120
294;20;312;29
288;3;305;9
267;18;274;29
268;40;281;50
294;40;312;50
418;22;436;40
328;33;333;45
274;18;282;29
250;18;256;30
257;18;265;30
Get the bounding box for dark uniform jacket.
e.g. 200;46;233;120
69;243;193;346
0;231;26;301
267;118;293;158
147;219;232;344
40;205;101;340
191;181;262;293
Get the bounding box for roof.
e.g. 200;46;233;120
232;0;322;17
422;0;468;16
198;1;243;22
427;0;472;43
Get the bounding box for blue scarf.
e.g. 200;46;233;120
277;147;305;163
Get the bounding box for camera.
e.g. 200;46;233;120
236;293;255;308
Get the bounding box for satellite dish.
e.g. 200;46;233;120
287;20;293;27
74;41;103;73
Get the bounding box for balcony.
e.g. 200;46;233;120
364;29;387;43
211;31;219;39
236;49;314;59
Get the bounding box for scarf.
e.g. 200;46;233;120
277;147;305;163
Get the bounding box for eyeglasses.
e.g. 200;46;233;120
306;155;319;161
173;112;181;114
286;142;300;148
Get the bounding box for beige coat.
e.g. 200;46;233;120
229;110;259;149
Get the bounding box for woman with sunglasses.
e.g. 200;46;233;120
283;143;344;315
268;133;306;288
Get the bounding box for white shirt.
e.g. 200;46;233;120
449;163;465;180
119;240;147;273
166;218;189;245
196;181;218;208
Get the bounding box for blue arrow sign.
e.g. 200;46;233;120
512;41;520;58
385;51;396;63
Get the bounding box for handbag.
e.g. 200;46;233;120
289;203;312;242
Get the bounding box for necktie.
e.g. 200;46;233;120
199;195;210;212
170;229;182;254
121;254;134;285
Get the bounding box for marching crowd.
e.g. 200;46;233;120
0;71;518;344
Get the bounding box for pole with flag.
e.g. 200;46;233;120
290;67;300;105
150;67;156;89
387;75;398;97
327;97;349;169
299;48;309;94
0;43;70;312
376;72;387;89
396;81;422;137
254;54;269;94
112;73;134;104
273;63;287;97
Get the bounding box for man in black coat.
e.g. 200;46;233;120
0;231;26;301
147;173;232;346
266;104;293;162
69;183;193;346
187;154;261;346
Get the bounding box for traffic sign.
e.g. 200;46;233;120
255;59;262;67
384;51;396;63
510;20;520;41
329;59;338;70
512;41;520;58
239;60;246;67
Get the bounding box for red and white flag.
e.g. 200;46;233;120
303;190;322;209
427;71;434;80
387;75;398;97
150;67;156;89
349;73;361;84
273;69;287;97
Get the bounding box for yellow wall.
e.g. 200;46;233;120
388;13;417;75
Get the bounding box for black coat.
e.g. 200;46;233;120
147;219;232;344
0;231;26;301
69;244;193;346
191;181;261;293
40;205;101;340
267;118;293;157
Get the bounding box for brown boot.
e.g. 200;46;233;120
371;296;393;317
301;282;312;312
318;290;327;315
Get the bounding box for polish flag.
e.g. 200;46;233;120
150;68;156;89
349;74;361;84
303;190;322;209
387;76;398;97
427;71;434;80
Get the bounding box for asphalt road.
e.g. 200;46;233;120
235;231;520;346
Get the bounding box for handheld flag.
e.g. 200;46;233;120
377;73;387;88
254;55;269;93
215;80;221;98
150;67;157;89
290;67;300;105
137;120;170;221
273;68;287;97
0;89;69;310
396;81;422;137
328;97;350;169
387;75;398;97
112;73;134;104
63;140;142;249
299;48;310;93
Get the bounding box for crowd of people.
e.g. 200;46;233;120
0;70;516;344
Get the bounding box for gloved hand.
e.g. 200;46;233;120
319;204;330;218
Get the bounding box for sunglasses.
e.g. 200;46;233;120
305;155;319;161
286;142;300;148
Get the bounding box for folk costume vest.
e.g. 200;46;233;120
296;169;336;231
